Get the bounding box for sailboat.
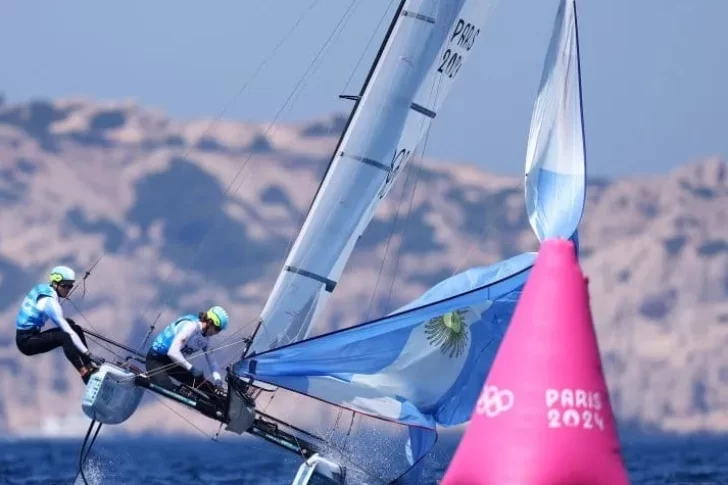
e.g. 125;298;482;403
76;0;587;483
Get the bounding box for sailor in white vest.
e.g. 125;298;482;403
145;306;228;393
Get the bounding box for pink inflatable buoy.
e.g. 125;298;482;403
441;239;630;485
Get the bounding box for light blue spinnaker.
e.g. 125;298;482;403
525;0;586;242
236;252;534;428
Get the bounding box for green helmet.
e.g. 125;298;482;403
49;265;76;285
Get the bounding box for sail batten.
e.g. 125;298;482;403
401;10;437;24
248;0;493;356
339;152;392;172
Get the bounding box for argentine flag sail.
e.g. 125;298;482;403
234;0;587;434
236;253;534;428
248;0;492;355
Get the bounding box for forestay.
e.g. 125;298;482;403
234;0;588;477
248;0;491;355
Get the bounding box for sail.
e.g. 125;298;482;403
235;252;534;428
233;0;586;443
524;0;586;242
248;0;492;355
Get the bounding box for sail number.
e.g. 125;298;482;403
438;19;480;80
438;50;463;79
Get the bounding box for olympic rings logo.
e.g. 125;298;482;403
475;385;514;417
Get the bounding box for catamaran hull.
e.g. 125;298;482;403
82;363;145;424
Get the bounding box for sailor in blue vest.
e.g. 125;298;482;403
145;306;228;393
15;265;105;383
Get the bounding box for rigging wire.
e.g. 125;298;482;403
278;0;361;123
401;1;505;285
55;0;395;395
135;0;363;356
148;391;220;440
215;0;400;353
146;388;314;459
363;19;446;321
58;253;105;336
340;0;398;94
65;297;128;362
383;130;433;314
57;254;132;361
133;0;332;349
357;0;438;321
218;0;366;353
250;0;407;352
55;0;323;360
248;0;507;348
60;0;396;368
117;316;274;383
375;0;505;314
441;0;506;279
66;253;105;302
229;0;364;291
363;149;422;323
46;0;387;369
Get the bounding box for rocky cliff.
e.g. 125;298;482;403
0;96;725;437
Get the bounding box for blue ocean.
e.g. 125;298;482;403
1;435;727;485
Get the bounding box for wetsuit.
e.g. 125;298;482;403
15;283;94;373
146;314;223;392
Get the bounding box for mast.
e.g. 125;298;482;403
247;0;491;356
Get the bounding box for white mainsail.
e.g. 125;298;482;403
249;0;493;355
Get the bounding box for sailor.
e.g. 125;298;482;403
15;265;104;383
145;305;228;392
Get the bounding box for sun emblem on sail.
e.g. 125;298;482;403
424;308;470;358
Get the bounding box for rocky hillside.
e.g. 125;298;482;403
0;96;725;438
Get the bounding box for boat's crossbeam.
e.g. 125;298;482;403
134;370;324;462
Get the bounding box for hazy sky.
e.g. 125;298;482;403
2;0;726;178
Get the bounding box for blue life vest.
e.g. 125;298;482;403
150;314;198;355
16;284;55;330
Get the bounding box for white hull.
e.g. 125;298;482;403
81;363;145;425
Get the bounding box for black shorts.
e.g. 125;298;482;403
144;351;196;389
16;323;91;370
